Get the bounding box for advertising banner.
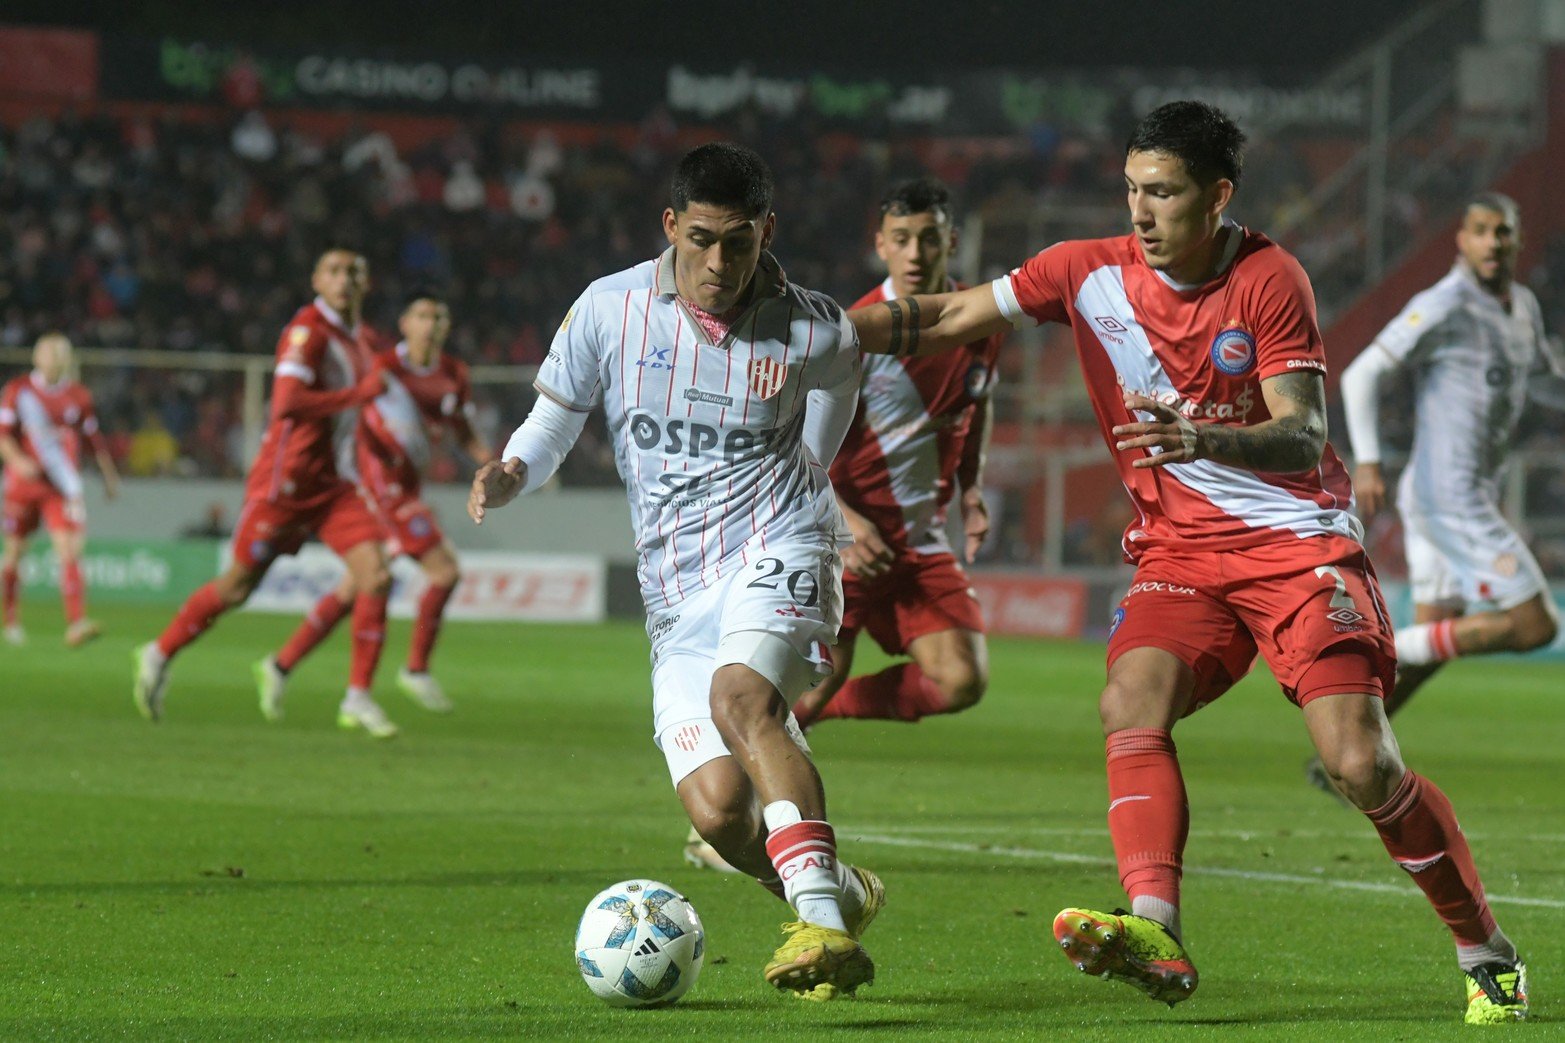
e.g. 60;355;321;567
16;538;217;604
969;573;1088;639
233;545;606;623
0;26;99;103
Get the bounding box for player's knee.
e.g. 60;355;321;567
429;558;460;590
1098;677;1174;734
932;660;987;712
1320;738;1402;808
685;791;750;847
1511;607;1558;652
358;565;392;598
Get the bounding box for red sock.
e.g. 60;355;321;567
348;591;388;690
811;663;949;724
2;564;17;626
60;559;85;624
1105;728;1187;908
1365;771;1498;946
764;819;839;908
276;591;351;672
156;582;228;658
407;582;455;673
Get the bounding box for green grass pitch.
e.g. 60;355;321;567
2;603;1560;1040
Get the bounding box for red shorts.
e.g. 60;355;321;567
370;492;445;560
841;551;985;655
2;483;83;538
231;483;385;569
1106;535;1396;716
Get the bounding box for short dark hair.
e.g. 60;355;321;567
1126;101;1246;188
670;142;774;218
1466;190;1520;229
879;177;953;223
402;287;448;312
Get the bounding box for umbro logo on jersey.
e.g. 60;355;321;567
1095;316;1128;333
638;346;674;370
683;387;734;407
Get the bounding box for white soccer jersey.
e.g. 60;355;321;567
535;247;859;610
1364;263;1557;517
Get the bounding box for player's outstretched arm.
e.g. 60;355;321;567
468;458;527;524
1113;371;1327;475
0;432;39;481
850;284;1012;358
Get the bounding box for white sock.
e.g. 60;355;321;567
763;800;847;932
341;686;372;710
1131;896;1182;944
1394;620;1460;667
143;643;167;669
1457;928;1519;972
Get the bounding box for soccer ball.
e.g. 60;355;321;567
574;879;705;1007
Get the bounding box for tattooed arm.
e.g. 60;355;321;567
848;284;1013;358
1111;371;1328;474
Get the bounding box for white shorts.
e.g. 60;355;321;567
1402;503;1549;612
648;539;843;786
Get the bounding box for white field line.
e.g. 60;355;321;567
849;831;1565;911
853;823;1565;844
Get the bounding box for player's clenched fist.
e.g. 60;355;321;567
1113;392;1200;468
468;457;527;524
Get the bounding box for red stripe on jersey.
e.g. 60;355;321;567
666;310;681;416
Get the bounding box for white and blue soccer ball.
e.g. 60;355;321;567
575;879;705;1007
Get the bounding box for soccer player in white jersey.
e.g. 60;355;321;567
469;143;883;999
1331;193;1561;752
849;102;1527;1025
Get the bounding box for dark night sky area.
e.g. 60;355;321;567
9;0;1413;72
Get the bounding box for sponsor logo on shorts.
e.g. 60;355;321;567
1109;606;1126;637
1494;553;1519;577
649;614;681;639
1210;321;1257;376
775;604;806;618
683;387;734;407
1326;607;1365;631
249;539;273;562
408;515;432;539
674;723;702;752
1126;581;1197;596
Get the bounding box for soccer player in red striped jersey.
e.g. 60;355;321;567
132;249;401;739
0;333;121;647
255;289;492;717
789;177;1001;731
850;102;1526;1024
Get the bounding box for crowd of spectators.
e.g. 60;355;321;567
0;100;1561;569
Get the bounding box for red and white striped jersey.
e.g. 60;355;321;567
359;342;476;500
831;278;1003;555
536;247;860;610
245;297;376;509
993;222;1359;560
0;373;102;500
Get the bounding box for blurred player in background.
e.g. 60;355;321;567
1327;193;1562;774
0;333;120;647
850;102;1527;1025
132;248;401;739
792;176;1000;730
255;289;491;719
471;143;883;1000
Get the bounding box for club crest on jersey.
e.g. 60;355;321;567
748;356;788;400
1210;322;1256;376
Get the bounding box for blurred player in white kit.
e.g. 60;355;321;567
1328;192;1562;769
470;143;883;1000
